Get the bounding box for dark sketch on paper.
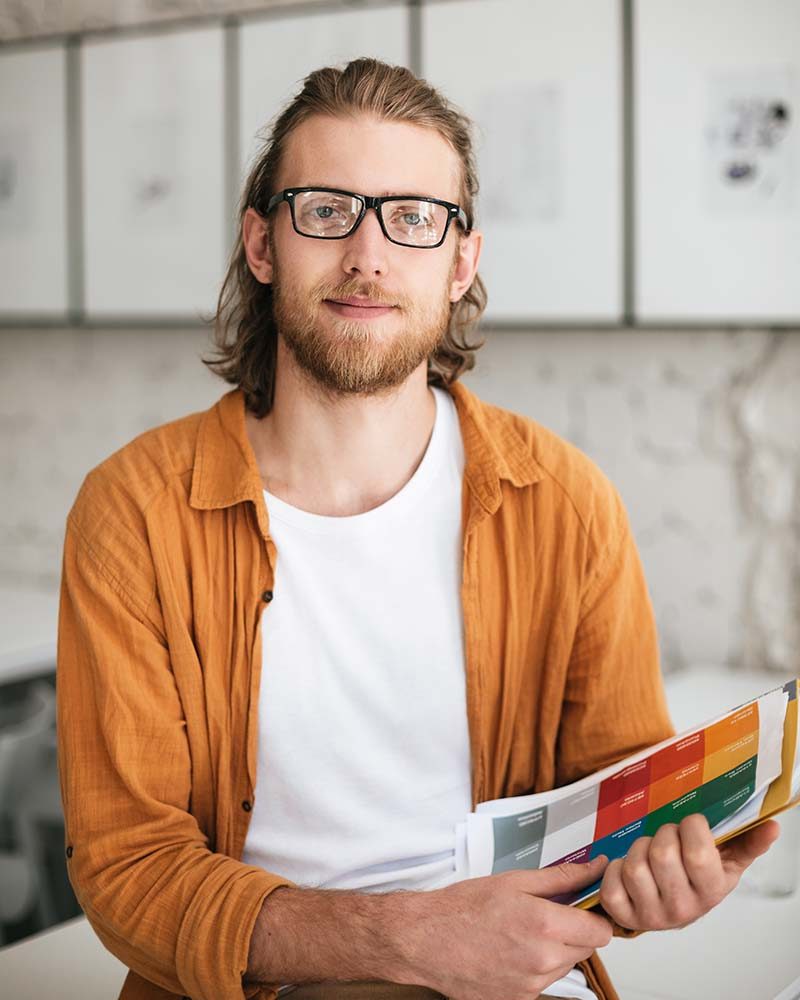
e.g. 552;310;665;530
705;69;794;214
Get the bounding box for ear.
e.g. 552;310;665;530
449;229;483;303
242;207;274;284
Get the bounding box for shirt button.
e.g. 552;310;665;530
66;845;73;858
261;590;273;603
242;800;252;812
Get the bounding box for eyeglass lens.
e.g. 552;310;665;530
291;190;449;247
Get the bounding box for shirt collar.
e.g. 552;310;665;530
448;380;543;516
189;388;268;535
190;382;543;523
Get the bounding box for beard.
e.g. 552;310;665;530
270;253;457;397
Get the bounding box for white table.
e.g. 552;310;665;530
601;666;800;1000
0;915;126;999
0;586;59;685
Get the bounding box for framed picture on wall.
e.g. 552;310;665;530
635;0;800;323
0;44;69;318
239;3;411;182
422;0;623;324
82;24;226;319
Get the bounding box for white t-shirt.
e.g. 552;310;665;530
242;387;595;999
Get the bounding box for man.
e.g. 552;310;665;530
57;58;778;1000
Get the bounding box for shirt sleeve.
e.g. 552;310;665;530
57;510;294;1000
555;484;676;939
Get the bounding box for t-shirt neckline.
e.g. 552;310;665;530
262;387;453;536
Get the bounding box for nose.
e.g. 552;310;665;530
340;206;390;279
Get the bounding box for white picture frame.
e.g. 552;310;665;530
635;0;800;323
239;4;410;185
422;0;623;324
0;44;69;318
81;25;226;319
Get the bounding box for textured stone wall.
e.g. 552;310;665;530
465;328;800;678
2;326;798;677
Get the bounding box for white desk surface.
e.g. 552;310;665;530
0;667;797;1000
0;586;58;685
0;916;126;999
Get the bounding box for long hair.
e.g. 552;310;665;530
203;57;488;418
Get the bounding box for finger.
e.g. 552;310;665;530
648;823;697;926
679;814;727;906
543;962;588;994
619;836;662;926
521;855;610;900
598;858;637;929
539;944;601;975
719;820;781;879
534;896;614;950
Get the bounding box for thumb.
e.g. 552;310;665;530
720;819;781;876
524;855;610;899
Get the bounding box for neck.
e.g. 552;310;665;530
245;339;438;517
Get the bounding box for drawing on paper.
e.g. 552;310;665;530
704;69;794;213
126;114;186;228
474;83;562;225
0;129;30;233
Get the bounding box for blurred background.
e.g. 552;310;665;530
0;1;799;997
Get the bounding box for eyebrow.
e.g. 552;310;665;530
304;185;439;198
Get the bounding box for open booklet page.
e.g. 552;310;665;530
454;679;799;908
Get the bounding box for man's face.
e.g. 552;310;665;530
247;114;481;397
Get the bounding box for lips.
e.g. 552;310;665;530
327;296;395;308
323;297;398;320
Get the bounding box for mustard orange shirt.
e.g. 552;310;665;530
56;381;674;1000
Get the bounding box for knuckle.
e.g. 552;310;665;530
600;883;626;911
538;945;561;972
666;897;693;925
649;843;673;867
555;862;574;883
684;847;713;869
683;812;709;831
594;919;614;947
643;904;667;930
578;946;596;963
626;859;651;881
699;881;726;909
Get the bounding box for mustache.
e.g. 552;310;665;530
311;277;409;310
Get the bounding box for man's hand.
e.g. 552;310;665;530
248;856;613;999
395;856;614;1000
598;814;781;931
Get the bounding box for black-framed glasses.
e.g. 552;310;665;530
261;187;471;249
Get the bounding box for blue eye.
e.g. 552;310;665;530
314;205;335;218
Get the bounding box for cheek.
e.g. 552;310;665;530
274;242;327;293
409;254;455;294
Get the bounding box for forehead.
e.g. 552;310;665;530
277;114;462;201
